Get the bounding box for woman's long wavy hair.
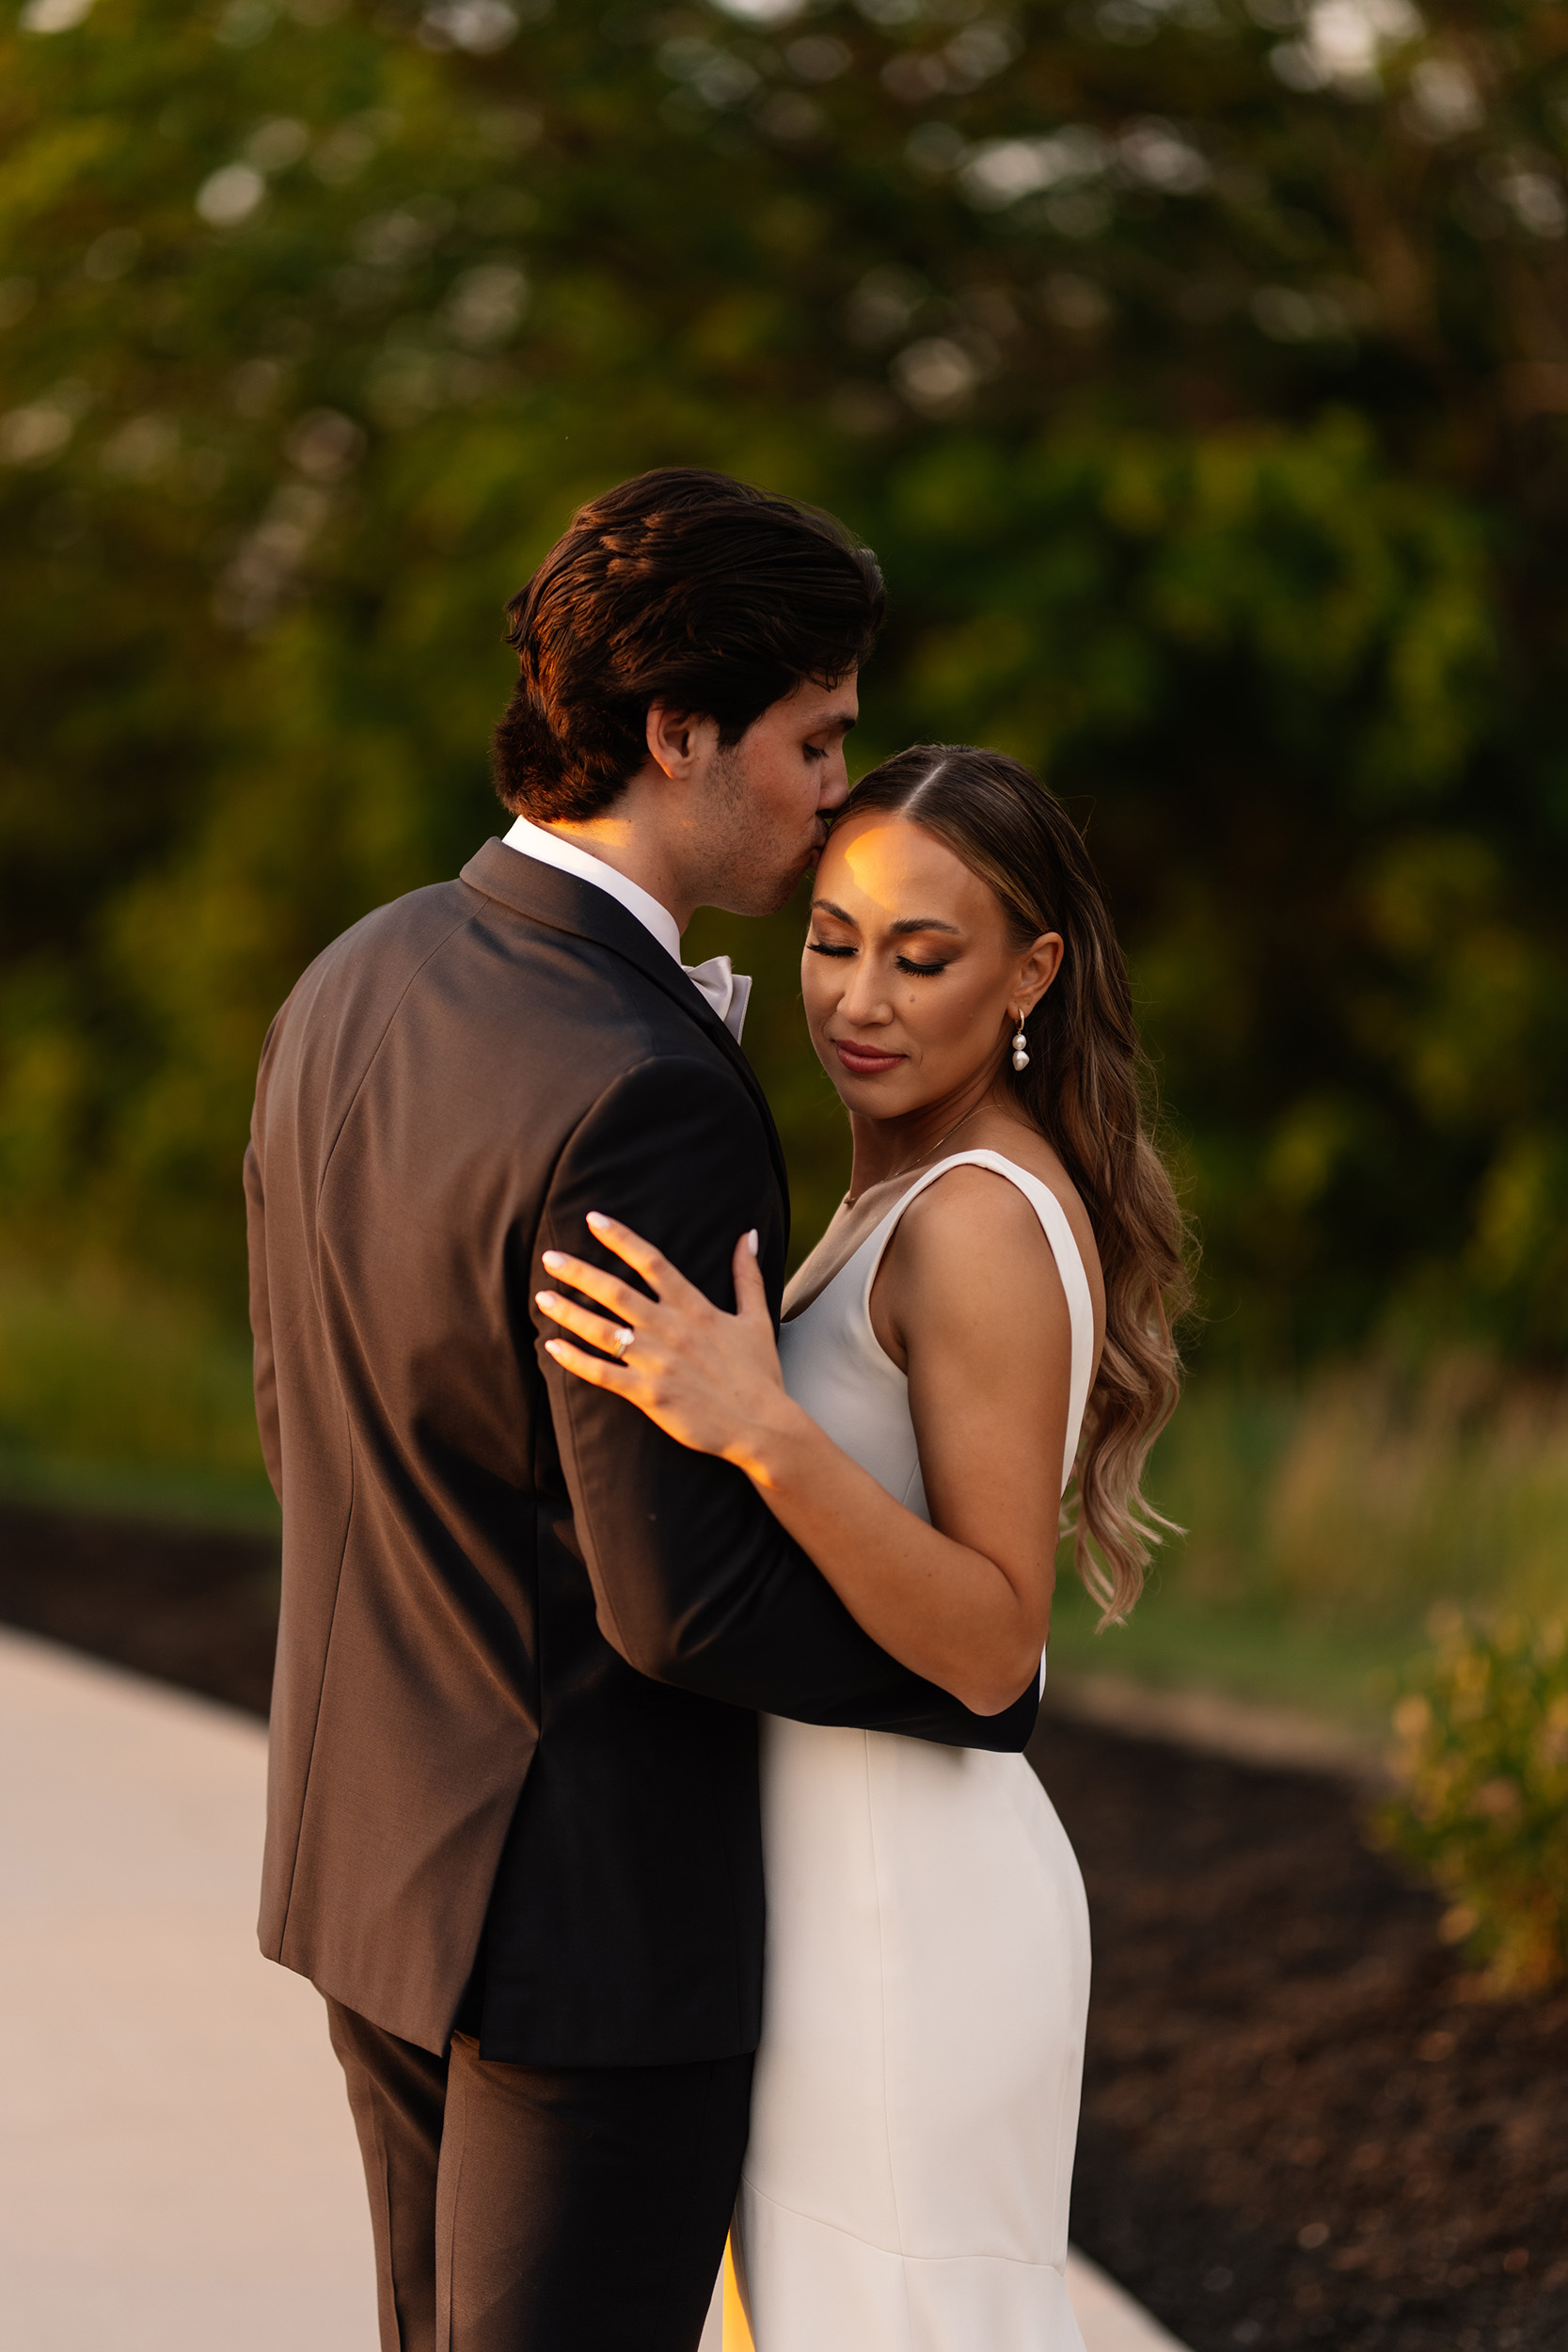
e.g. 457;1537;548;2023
846;746;1193;1626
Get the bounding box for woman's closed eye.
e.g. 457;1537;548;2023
806;939;951;977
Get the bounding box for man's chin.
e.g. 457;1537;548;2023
722;861;812;919
767;863;815;915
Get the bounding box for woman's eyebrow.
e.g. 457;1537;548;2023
810;901;961;938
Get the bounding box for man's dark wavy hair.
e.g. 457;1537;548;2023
491;468;886;823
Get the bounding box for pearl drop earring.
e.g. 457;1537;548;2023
1011;1015;1030;1073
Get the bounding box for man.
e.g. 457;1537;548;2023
245;468;1037;2352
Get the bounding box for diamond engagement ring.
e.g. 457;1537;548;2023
611;1327;635;1359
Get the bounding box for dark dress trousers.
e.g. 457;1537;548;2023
325;1997;755;2352
247;837;1037;2069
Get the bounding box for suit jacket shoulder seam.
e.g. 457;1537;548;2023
313;903;476;1210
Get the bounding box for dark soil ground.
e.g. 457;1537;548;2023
4;1496;1564;2350
0;1498;281;1718
1029;1711;1568;2351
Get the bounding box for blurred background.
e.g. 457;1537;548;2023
3;0;1565;1723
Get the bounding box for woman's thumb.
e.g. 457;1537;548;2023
733;1227;767;1317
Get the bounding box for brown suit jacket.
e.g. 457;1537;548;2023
246;838;1038;2061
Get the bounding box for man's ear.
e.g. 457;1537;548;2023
645;701;713;781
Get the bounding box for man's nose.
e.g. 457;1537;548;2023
819;752;851;813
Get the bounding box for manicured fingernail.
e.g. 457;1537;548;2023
586;1210;609;1229
542;1251;565;1270
544;1339;562;1356
535;1292;557;1310
747;1229;759;1257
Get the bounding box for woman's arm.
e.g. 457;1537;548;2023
537;1168;1073;1717
535;1057;1030;1746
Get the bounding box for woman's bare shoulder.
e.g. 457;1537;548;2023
905;1126;1101;1289
872;1132;1104;1391
896;1157;1048;1252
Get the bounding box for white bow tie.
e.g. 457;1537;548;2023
682;954;752;1043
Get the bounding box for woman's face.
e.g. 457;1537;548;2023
801;810;1062;1121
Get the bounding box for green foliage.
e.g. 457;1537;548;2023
1378;1611;1568;1994
2;0;1567;1359
0;1257;271;1518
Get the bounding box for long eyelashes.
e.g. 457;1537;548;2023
805;941;950;978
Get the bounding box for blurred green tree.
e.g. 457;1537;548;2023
1;0;1564;1359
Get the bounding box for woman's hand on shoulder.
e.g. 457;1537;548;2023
535;1214;803;1466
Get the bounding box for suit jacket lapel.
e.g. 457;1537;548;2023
459;837;791;1210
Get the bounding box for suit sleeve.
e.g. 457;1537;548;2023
536;1053;1037;1753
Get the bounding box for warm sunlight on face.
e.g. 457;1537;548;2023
802;810;1062;1121
703;675;859;915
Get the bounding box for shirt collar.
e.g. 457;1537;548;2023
500;815;751;1042
502;814;683;962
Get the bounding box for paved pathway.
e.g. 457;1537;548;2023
0;1629;1188;2351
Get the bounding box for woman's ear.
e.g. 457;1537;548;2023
1016;931;1065;1018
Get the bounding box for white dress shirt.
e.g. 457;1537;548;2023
501;815;752;1042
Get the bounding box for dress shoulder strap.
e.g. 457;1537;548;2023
861;1150;1097;1492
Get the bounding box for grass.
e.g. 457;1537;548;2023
1047;1352;1568;1732
2;1260;1564;1734
1045;1579;1415;1737
0;1261;277;1531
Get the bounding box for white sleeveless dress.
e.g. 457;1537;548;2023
732;1151;1096;2352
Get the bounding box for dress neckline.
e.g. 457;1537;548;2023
784;1147;1093;1329
782;1172;909;1324
785;1150;1089;1330
781;1149;1101;1503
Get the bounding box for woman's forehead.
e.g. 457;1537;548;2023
819;812;987;913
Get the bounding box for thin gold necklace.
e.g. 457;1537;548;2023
880;1102;987;1191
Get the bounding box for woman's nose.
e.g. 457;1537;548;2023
838;959;892;1026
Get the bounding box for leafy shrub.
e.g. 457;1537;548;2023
1378;1611;1568;1994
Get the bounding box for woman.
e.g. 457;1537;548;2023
535;746;1188;2350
